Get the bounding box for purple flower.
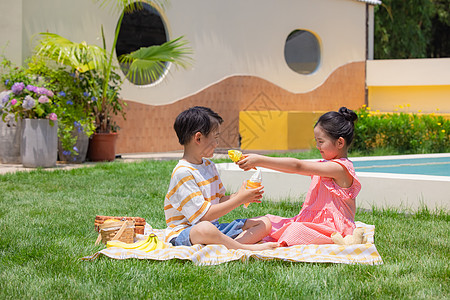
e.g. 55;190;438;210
36;87;49;96
48;113;57;121
38;95;49;103
73;146;79;152
12;82;25;94
91;96;97;102
66;100;73;105
10;98;17;106
5;79;10;85
59;91;66;97
26;85;37;93
22;95;36;110
0;91;11;104
83;92;89;97
46;90;54;97
62;150;71;156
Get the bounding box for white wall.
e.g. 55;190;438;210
2;0;368;105
0;0;23;64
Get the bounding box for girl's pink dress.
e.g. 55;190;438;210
264;158;361;246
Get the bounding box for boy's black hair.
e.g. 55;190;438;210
314;107;358;146
174;106;224;145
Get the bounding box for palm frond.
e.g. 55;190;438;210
35;33;108;73
118;36;192;83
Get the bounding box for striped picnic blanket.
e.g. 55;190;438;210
82;222;383;266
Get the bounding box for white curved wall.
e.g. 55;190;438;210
4;0;368;105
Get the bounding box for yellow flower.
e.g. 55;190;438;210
367;107;371;110
437;122;441;126
399;105;404;109
418;110;422;113
442;130;446;133
407;104;411;107
362;104;366;108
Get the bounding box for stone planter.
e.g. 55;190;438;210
21;119;58;168
58;130;90;163
0;119;22;164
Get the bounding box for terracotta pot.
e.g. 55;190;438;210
87;132;118;162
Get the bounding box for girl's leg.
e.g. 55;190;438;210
234;216;272;244
190;221;278;251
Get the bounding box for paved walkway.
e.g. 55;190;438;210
0;151;229;175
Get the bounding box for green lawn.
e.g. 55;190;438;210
0;160;448;299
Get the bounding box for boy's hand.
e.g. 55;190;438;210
236;181;264;204
237;154;261;171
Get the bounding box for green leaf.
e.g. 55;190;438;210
119;36;192;83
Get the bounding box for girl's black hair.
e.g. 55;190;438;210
174;106;223;145
314;107;358;146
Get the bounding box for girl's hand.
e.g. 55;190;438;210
237;154;261;171
235;181;264;204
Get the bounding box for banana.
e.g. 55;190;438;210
136;234;166;252
106;234;152;249
106;233;165;252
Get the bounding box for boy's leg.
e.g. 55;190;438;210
190;221;278;251
234;216;272;244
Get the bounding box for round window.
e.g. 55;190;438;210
284;30;320;75
115;2;168;85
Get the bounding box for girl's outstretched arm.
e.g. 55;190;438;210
238;154;353;188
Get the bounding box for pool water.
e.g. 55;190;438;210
352;156;450;176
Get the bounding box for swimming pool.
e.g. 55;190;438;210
352;154;450;177
217;153;450;211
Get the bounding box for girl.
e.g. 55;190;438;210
237;107;361;246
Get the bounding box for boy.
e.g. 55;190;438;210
164;106;279;250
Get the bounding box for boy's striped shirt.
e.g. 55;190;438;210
164;159;225;242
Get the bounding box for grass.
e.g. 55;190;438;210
0;160;449;299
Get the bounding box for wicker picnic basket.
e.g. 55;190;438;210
95;219;136;245
94;215;146;234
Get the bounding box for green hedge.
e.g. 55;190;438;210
352;106;450;154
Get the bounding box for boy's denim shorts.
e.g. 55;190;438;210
170;219;247;247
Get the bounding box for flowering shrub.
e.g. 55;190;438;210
1;57;95;156
26;58;95;156
352;105;450;154
0;81;58;124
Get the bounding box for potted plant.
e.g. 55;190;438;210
35;0;192;161
0;57;32;164
1;56;97;164
0;72;59;168
26;58;96;163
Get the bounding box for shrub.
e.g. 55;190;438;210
352;105;450;154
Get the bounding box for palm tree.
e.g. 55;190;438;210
35;0;192;133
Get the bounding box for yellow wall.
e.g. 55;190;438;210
239;111;323;150
368;85;450;113
366;58;450;114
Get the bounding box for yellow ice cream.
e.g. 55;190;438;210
228;149;243;162
244;169;262;208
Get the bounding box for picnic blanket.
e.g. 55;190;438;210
82;221;383;266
